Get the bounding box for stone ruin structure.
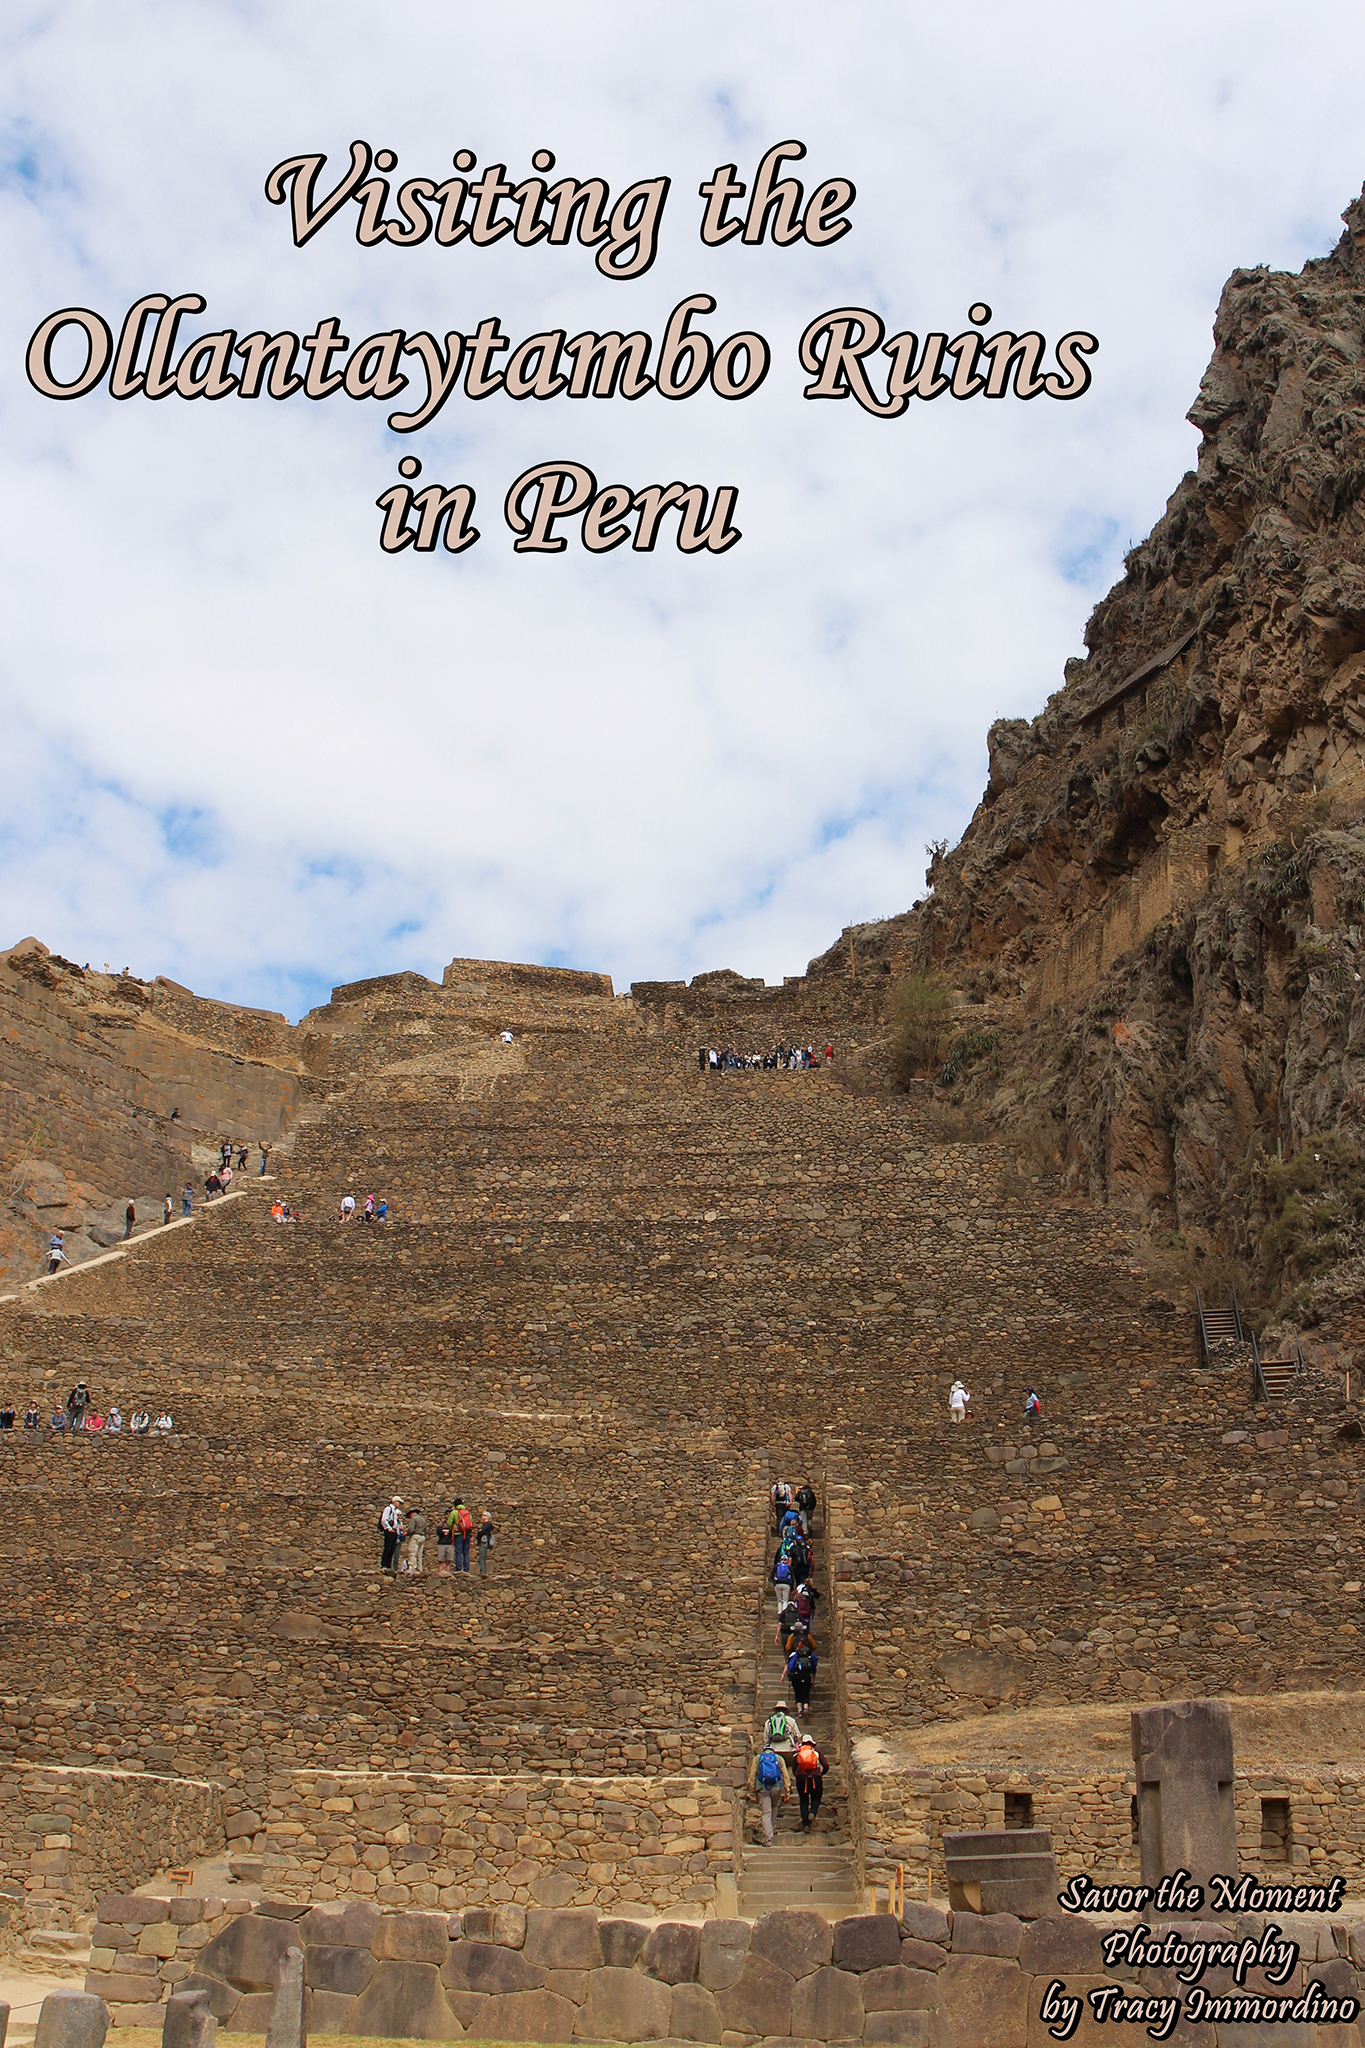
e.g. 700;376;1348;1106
0;949;1361;2047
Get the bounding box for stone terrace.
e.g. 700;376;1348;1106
1;956;1361;1916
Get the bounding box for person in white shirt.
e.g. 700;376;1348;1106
949;1380;971;1425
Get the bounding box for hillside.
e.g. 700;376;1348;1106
806;179;1365;1339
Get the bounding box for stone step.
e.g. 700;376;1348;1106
26;1929;90;1959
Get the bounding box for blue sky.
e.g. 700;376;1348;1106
5;0;1365;1019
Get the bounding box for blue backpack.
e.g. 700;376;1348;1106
757;1749;783;1789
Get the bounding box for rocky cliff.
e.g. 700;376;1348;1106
809;182;1365;1327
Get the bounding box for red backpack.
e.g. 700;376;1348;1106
794;1741;821;1776
457;1506;473;1536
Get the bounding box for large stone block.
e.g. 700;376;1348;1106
543;1971;589;2008
861;1968;940;2014
224;1994;277;2034
1017;1918;1103;1977
898;1906;950;1949
1131;1698;1237;1895
495;1905;528;1950
699;1919;751;1991
441;1992;487;2031
750;1911;833;1979
196;1915;299;1994
943;1833;1057;1921
599;1920;651;1969
346;1961;463;2040
296;1909;347;1948
460;1911;497;1943
179;1979;241;2024
935;1955;1028;2048
791;1965;864;2042
833;1918;901;1973
671;1983;723;2043
1022;1975;1204;2048
35;1993;109;2048
303;1946;374;1997
84;1978;160;2006
574;1967;671;2042
96;1898;170;1927
715;1955;794;2037
524;1909;602;1972
480;1989;577;2041
949;1914;1020;1958
442;1944;547;1995
644;1920;702;1984
138;1926;179;1961
263;1945;304;2048
863;2016;938;2047
305;1993;355;2035
372;1912;451;1966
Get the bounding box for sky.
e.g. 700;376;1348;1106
4;0;1365;1019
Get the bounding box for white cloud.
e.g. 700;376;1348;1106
4;0;1365;1012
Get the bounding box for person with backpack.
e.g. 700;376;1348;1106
772;1549;794;1606
795;1482;817;1533
447;1498;473;1571
764;1700;801;1759
747;1743;793;1844
380;1496;404;1572
770;1479;793;1534
1025;1385;1043;1420
785;1533;810;1584
793;1738;828;1829
786;1638;818;1709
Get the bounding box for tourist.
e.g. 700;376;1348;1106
340;1193;356;1222
775;1599;800;1648
106;1407;122;1434
795;1481;816;1532
477;1509;496;1577
220;1164;233;1192
153;1411;173;1435
1025;1385;1043;1420
450;1498;473;1572
793;1581;816;1627
405;1504;428;1574
67;1382;89;1431
764;1699;801;1759
786;1636;818;1709
748;1744;792;1845
950;1379;971;1425
500;1030;514;1043
130;1409;151;1435
380;1496;405;1571
236;1145;248;1171
49;1409;66;1435
23;1401;40;1430
785;1530;810;1585
376;1199;388;1221
0;1402;13;1430
182;1183;193;1217
772;1548;794;1606
87;1411;106;1433
204;1172;220;1202
162;1194;172;1226
220;1138;232;1172
123;1200;136;1241
436;1515;454;1572
793;1737;828;1828
259;1141;271;1176
770;1478;792;1532
47;1232;66;1274
363;1193;375;1222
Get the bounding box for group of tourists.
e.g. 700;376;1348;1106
378;1495;495;1577
748;1477;828;1843
949;1379;1043;1425
339;1193;389;1222
701;1044;834;1073
0;1384;172;1438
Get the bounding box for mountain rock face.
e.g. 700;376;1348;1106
810;184;1365;1316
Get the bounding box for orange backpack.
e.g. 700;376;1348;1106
794;1741;820;1776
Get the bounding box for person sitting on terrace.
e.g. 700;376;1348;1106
106;1408;122;1433
23;1401;40;1430
49;1409;66;1434
153;1412;173;1435
0;1403;14;1430
129;1409;151;1436
86;1411;106;1432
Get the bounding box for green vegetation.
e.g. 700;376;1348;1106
938;1030;1000;1087
1260;1133;1365;1304
889;973;953;1083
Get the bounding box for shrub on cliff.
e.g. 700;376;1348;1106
1260;1134;1365;1304
890;974;953;1083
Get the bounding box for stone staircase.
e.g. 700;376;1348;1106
737;1510;860;1918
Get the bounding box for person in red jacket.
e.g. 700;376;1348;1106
793;1737;828;1828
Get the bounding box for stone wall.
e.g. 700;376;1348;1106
850;1755;1365;1899
0;1763;222;1943
82;1896;1365;2042
257;1770;733;1914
